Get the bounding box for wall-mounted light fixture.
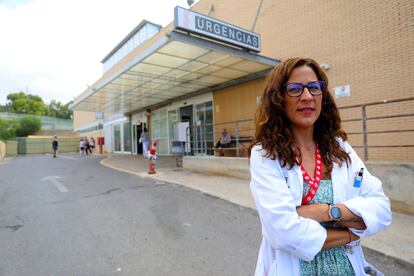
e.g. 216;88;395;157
320;63;330;70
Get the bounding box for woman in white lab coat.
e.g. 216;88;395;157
249;58;391;275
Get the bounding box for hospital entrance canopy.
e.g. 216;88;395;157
71;7;279;114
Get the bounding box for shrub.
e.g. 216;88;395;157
15;116;41;137
0;118;17;140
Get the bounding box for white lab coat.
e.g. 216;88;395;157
250;139;392;276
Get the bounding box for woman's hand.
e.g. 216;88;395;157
336;204;367;230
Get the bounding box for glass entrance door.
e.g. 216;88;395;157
194;101;213;155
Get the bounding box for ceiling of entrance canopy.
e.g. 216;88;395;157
72;32;278;113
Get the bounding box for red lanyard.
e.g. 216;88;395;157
300;145;323;205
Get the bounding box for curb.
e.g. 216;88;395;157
362;247;414;272
100;155;189;186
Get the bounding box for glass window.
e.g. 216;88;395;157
194;101;213;155
205;101;214;153
123;122;132;152
168;109;178;154
128;39;133;53
114;124;121;151
133;32;139;48
142;25;149;40
102;23;160;73
121;45;126;58
151;109;168;154
195;104;205;154
139;29;145;44
148;24;158;37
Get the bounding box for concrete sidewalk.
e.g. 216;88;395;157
101;154;414;267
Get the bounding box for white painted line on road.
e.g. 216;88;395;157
0;157;14;165
41;175;68;192
57;155;78;160
53;180;68;192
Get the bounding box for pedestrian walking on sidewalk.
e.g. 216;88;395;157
52;136;58;158
249;57;391;276
89;137;95;154
79;138;85;156
140;128;150;158
84;137;91;155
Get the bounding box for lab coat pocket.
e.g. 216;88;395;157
348;170;364;199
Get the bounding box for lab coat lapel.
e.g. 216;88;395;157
331;162;348;204
283;165;303;206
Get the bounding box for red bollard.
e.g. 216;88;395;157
148;160;156;174
147;140;157;174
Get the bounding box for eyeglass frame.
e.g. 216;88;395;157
284;81;326;97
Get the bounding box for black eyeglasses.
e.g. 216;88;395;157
284;81;325;97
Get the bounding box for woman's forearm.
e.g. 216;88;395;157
322;228;359;250
296;204;330;222
296;203;367;230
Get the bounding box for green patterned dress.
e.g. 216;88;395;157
300;179;355;276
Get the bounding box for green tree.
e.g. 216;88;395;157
48;100;73;119
15;116;41;137
0;103;12;113
0;118;17;140
6;92;49;116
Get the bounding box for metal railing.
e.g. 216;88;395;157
185;97;414;160
340;97;414;160
186;119;255;157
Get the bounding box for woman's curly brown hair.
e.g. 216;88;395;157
249;57;351;171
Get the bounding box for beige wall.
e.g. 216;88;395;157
192;0;413;106
73;111;98;129
213;78;265;140
214;78;266;123
0;140;5;160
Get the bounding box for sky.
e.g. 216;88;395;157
0;0;196;105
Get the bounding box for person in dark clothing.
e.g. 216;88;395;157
84;137;91;155
52;136;58;158
89;137;95;154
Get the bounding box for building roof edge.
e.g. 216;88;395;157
101;19;162;63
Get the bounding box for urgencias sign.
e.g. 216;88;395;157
174;6;261;52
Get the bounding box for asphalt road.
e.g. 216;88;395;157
0;154;412;275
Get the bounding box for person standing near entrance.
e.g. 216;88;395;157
89;137;95;153
52;136;58;158
140;128;150;158
79;138;85;156
249;58;391;275
84;137;91;155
